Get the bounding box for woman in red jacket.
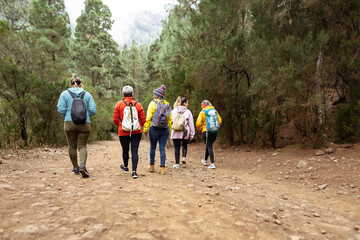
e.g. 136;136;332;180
113;86;146;179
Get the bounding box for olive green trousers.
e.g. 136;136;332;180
64;122;91;167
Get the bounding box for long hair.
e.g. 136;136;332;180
174;96;188;108
173;96;181;108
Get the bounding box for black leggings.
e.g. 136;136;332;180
202;132;217;163
173;139;188;164
119;133;142;171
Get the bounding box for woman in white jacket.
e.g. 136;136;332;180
170;97;195;168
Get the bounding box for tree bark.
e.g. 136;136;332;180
314;51;325;148
19;110;28;144
315;51;324;127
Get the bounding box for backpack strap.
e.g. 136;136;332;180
80;91;86;99
68;90;86;99
67;90;76;99
123;100;138;106
122;100;128;106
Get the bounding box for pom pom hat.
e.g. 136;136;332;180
153;85;166;98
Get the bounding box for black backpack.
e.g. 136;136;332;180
68;90;87;124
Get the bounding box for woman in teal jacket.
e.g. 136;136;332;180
57;74;96;178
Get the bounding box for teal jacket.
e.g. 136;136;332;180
57;87;96;123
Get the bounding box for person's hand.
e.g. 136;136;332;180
190;136;194;141
144;132;148;137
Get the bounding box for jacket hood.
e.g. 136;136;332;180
68;87;85;97
176;105;188;114
154;99;170;105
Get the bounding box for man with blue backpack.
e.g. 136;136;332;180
143;85;172;175
196;100;222;169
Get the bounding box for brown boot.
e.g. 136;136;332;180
149;164;155;172
158;166;165;175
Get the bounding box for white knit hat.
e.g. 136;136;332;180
122;85;133;95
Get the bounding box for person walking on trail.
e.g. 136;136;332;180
143;85;172;175
171;96;195;169
196;100;222;169
113;86;146;179
57;74;96;178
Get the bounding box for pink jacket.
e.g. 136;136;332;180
170;106;195;140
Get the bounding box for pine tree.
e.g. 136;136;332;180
72;0;121;90
0;23;42;145
28;0;72;144
0;0;29;30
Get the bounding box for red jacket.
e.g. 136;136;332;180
113;97;146;136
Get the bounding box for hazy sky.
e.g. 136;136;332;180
64;0;176;45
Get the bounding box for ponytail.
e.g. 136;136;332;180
173;96;181;108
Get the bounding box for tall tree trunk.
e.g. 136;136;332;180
19;110;28;144
315;51;324;127
314;51;325;148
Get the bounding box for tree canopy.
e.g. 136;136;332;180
0;0;359;149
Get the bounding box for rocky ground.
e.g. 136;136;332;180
0;135;359;240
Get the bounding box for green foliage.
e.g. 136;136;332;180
335;83;360;140
146;0;359;148
72;0;121;87
27;0;72;144
1;0;359;149
0;24;43;145
0;0;29;30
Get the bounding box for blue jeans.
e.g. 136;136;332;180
149;126;169;167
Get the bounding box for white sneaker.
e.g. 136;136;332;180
201;159;207;166
208;164;216;169
173;164;180;169
181;157;186;164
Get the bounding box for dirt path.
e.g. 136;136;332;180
0;136;359;240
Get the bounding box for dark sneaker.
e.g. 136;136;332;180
79;165;89;178
132;172;138;179
72;167;80;175
120;165;129;173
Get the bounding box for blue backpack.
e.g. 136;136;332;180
152;100;171;128
203;108;220;133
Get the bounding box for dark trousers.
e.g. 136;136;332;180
202;131;217;163
173;139;188;164
149;126;169;167
119;133;142;172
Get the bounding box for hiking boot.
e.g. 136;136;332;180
132;172;138;179
72;167;80;175
181;157;186;164
79;165;89;178
208;163;216;169
201;159;207;166
158;166;165;175
173;164;180;169
120;164;129;173
149;164;155;172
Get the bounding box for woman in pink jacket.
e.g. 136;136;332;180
170;97;195;168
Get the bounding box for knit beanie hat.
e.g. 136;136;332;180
153;85;166;98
